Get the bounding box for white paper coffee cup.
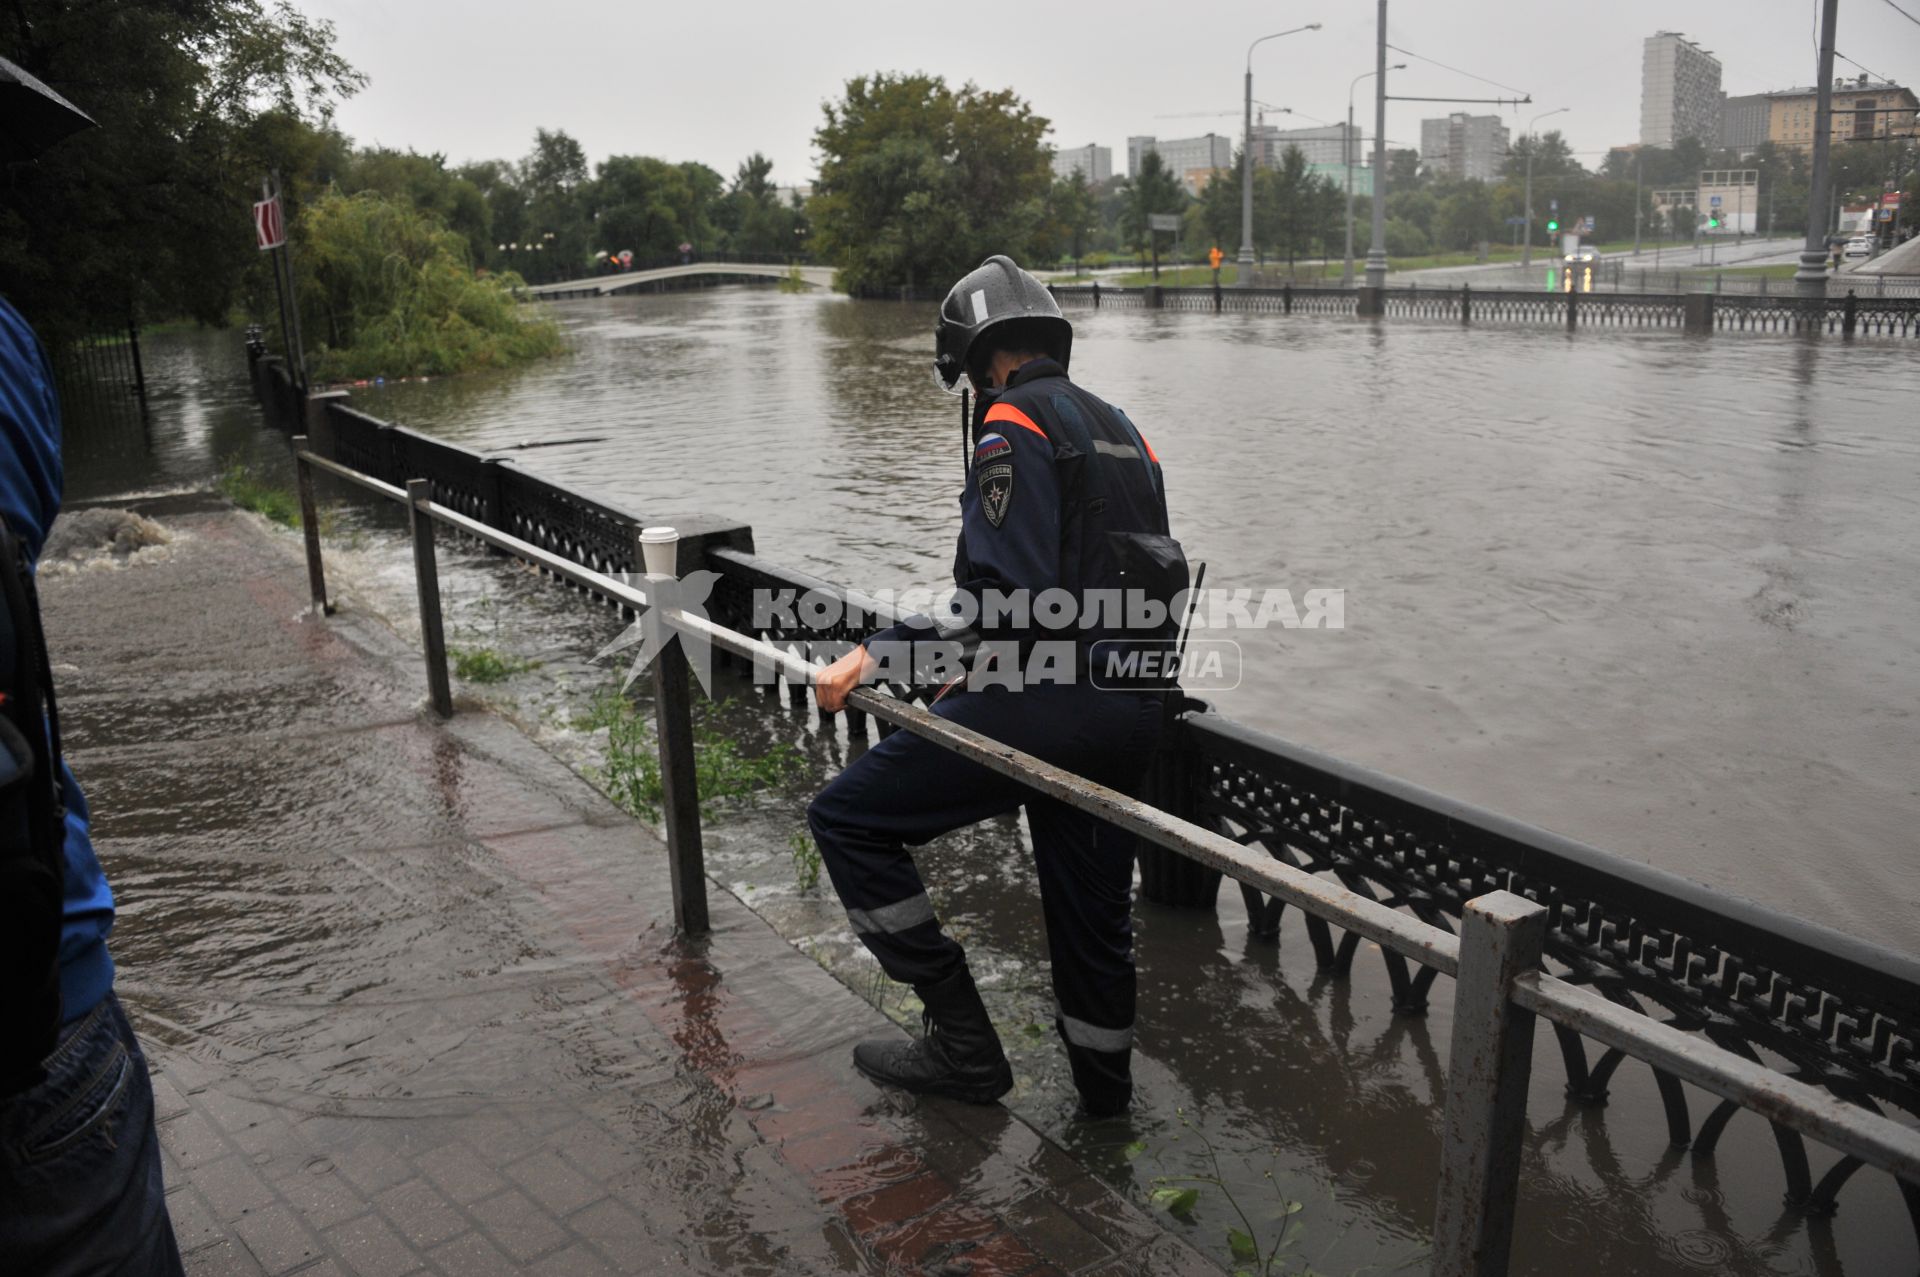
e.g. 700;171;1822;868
639;526;679;577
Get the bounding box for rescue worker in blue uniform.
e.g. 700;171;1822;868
0;293;185;1274
810;256;1187;1118
0;55;185;1274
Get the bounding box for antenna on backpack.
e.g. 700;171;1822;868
1173;562;1207;671
960;387;971;473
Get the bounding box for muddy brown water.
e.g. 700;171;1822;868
59;296;1920;1275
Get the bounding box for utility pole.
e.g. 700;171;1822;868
1363;0;1390;289
1795;0;1841;294
1346;63;1404;288
1345;93;1358;287
1633;149;1643;255
1241;25;1321;287
1240;60;1255;285
1522;108;1569;270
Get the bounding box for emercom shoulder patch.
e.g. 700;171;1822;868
977;462;1014;528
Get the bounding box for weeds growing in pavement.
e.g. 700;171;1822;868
577;685;804;823
788;828;823;891
451;645;541;684
216;459;305;529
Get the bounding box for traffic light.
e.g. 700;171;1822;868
1546;218;1559;232
1706;216;1719;229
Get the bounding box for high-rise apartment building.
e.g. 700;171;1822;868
1051;143;1112;184
1717;94;1773;154
1419;113;1510;182
1249;122;1357;167
1641;32;1724;146
1126;133;1233;194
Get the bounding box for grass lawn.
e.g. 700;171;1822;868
1045;238;1663;286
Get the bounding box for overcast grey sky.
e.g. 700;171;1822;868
300;0;1917;183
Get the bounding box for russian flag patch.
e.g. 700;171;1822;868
973;432;1013;463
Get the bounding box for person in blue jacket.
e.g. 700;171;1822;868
809;256;1187;1118
0;292;185;1274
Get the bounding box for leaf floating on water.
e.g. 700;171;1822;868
1150;1186;1198;1219
1227;1227;1258;1261
1123;1140;1147;1161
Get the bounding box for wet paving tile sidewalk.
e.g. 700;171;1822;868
39;501;1217;1277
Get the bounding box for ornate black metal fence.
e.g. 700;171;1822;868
1050;283;1361;316
250;349;1920;1261
1041;282;1917;339
1713;293;1920;336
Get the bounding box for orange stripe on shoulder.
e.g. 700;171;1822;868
1137;432;1160;463
983;402;1047;441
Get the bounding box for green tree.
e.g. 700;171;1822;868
0;0;363;340
513;129;596;281
719;153;806;257
1503;130;1582;180
344;149;491;261
455;159;529;268
1265;146;1323;267
1047;170;1099;269
523;128;589;199
811;72;1053;290
1387;148;1423;191
1433;181;1498;251
591;156;723;260
295;190;563;379
1123;150;1186;257
1384;217;1430;256
1387;189;1439;238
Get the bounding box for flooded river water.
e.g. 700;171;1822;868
63;292;1919;1275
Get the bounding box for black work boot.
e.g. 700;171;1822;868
852;967;1014;1104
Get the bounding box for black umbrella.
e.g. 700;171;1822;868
0;54;96;163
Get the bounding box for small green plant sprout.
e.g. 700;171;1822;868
450;645;541;684
1140;1111;1315;1277
788;827;823;891
582;685;804;823
215;459;302;529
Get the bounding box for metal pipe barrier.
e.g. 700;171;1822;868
287;437;1919;1277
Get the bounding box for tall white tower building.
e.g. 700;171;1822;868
1641;32;1724;147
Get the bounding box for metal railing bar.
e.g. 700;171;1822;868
301;451;408;502
1514;972;1920;1185
299;451;656;612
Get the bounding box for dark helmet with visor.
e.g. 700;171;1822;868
933;255;1073;392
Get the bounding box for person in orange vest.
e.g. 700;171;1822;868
1208;245;1224;281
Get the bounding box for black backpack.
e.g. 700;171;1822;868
0;510;68;1097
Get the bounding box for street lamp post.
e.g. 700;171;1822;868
1239;23;1321;287
1522;107;1569;270
1633;148;1643;255
1363;0;1390;289
1346;63;1405;287
1795;0;1840;293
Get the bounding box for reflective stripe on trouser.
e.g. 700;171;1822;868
846;892;936;937
805;681;1162;1100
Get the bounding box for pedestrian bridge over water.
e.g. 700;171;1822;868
526;260;835;299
